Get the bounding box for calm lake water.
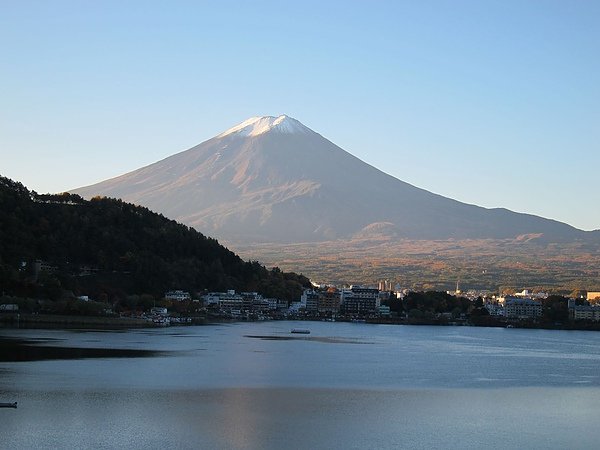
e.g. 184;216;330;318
1;321;600;449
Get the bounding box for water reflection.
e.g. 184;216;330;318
4;387;600;449
0;337;163;362
244;335;375;344
3;323;600;448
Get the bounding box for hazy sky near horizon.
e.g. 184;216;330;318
2;1;599;230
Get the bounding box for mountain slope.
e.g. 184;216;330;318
73;115;597;244
0;176;309;300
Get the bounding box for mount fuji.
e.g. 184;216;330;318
73;115;596;245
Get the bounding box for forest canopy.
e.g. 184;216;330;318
0;176;310;304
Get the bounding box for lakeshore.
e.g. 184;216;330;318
0;313;213;329
3;310;600;332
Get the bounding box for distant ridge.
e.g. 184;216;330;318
73;115;599;244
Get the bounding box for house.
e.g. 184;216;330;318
0;304;19;312
150;307;168;316
165;290;191;302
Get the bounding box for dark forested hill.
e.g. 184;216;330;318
0;176;310;303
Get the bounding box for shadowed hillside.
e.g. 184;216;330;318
0;176;310;303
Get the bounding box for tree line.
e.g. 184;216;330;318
382;290;572;325
0;176;310;309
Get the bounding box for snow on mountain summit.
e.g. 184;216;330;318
218;115;311;138
72;113;592;244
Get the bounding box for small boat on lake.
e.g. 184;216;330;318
291;328;310;334
0;402;17;408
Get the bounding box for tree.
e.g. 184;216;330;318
542;296;569;323
0;175;311;309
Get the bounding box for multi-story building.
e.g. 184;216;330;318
572;305;600;321
301;290;320;314
240;292;264;310
266;298;288;311
342;286;380;315
569;299;600;321
378;280;393;292
218;293;243;311
202;290;243;311
251;299;271;312
300;288;341;315
318;287;341;314
503;297;542;319
484;303;505;316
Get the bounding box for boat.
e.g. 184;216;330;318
291;328;310;334
0;402;17;408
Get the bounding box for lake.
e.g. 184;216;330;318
1;321;600;449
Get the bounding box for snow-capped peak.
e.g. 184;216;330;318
218;115;311;138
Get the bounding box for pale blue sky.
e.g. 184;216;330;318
1;1;599;230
